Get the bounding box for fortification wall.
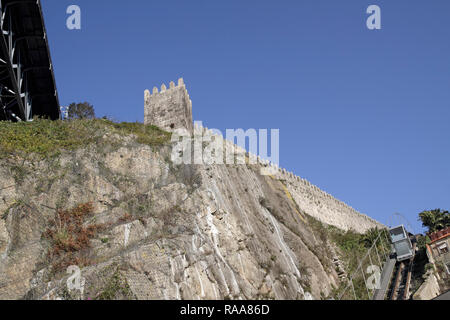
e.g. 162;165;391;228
276;170;383;232
144;81;383;233
198;126;384;233
144;78;193;134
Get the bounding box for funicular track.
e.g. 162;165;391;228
386;242;416;300
339;222;417;300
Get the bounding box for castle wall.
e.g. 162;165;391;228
279;171;383;232
261;159;383;232
200;126;384;233
144;81;383;233
144;78;193;134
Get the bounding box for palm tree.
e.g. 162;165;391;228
360;228;382;248
418;209;449;233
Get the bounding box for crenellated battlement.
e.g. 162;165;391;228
143;80;383;233
144;78;193;134
146;78;187;97
193;123;383;232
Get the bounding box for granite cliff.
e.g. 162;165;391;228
0;117;383;300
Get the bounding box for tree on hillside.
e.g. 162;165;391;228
67;102;95;120
418;209;450;233
360;228;380;248
359;228;390;253
416;234;431;250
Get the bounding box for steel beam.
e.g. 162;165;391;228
0;0;59;121
0;2;26;120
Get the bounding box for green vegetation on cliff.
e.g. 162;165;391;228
307;215;391;299
0;119;171;158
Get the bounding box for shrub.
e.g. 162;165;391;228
67;102;95;120
425;263;434;272
44;202;105;272
96;267;134;300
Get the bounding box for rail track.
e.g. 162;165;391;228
386;242;416;300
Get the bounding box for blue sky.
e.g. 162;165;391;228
41;0;450;233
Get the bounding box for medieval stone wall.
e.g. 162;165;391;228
144;81;383;233
144;78;193;134
199;126;384;233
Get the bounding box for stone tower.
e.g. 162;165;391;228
144;78;193;134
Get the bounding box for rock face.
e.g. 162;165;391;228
413;272;441;300
0;126;382;300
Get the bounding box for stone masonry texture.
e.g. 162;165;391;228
144;78;193;135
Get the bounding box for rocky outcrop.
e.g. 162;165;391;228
0;124;381;300
413;272;441;300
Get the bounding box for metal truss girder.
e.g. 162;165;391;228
0;30;26;120
0;0;59;122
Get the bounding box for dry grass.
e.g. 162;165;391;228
44;202;106;272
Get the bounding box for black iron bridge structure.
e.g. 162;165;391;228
0;0;59;122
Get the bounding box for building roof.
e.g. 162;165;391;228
429;227;450;244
